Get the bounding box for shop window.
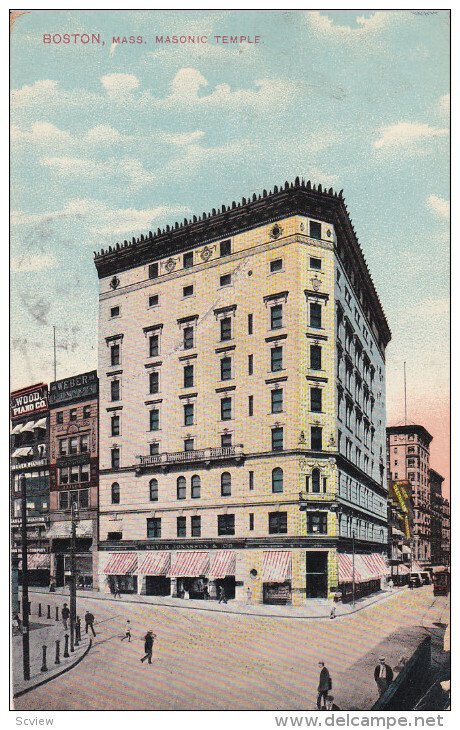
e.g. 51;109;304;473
111;482;120;504
272;467;283;493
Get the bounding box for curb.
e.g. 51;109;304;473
13;639;92;699
27;585;406;621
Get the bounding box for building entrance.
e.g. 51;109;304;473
55;555;65;587
306;551;328;598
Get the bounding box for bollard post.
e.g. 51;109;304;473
63;634;69;658
41;645;48;672
76;618;81;643
55;606;59;622
47;605;51;619
38;603;42;617
55;640;60;665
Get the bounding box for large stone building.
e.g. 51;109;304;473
47;371;99;588
10;383;51;586
386;424;433;565
94;180;391;605
441;497;450;567
429;468;445;567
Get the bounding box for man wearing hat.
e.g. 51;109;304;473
374;657;394;695
141;630;156;664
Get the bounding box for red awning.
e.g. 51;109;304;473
262;551;292;583
338;553;363;583
209;550;236;579
355;554;379;581
168;551;209;578
138;551;171;576
19;554;50;570
411;562;425;573
104;552;138;575
368;553;389;577
396;564;410;574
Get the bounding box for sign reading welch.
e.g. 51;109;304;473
11;383;48;420
49;370;98;406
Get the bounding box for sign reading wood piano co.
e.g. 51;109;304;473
49;370;98;406
11;384;48;420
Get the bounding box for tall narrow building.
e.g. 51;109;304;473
94;180;391;605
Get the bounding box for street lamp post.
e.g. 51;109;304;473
20;473;30;681
352;530;356;608
69;500;79;653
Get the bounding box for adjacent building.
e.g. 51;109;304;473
429;468;445;567
47;371;99;588
387;479;413;584
386;424;433;565
94;180;391;605
10;384;50;586
441;497;450;567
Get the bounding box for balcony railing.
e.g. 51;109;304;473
298;491;336;511
136;445;244;470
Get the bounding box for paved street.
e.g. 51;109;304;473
14;586;449;711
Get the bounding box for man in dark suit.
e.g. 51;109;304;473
374;657;394;695
317;662;331;709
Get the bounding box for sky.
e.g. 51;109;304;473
10;9;450;493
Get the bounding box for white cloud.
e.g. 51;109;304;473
11;254;56;273
305;169;340;188
374;121;448;150
11;122;124;148
11;121;72;145
439;94;450;117
84;125;122;144
39;155;156;192
100;73;140;98
307;11;394;40
426;194;450;220
158;130;205;146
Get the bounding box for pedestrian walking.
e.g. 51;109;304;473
218;586;227;604
323;695;340;711
62;603;70;630
140;630;156;664
85;610;96;637
374;657;394;696
13;613;22;633
317;662;331;710
121;620;132;642
246;587;252;605
76;615;82;641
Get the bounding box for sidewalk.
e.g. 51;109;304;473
28;584;408;619
12;616;91;698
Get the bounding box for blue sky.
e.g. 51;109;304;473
10;9;450;485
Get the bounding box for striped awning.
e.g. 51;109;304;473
338;553;363;583
262;551;292;583
20;421;36;433
104;552;138;575
396;564;410;574
34;417;47;430
168;551;210;578
412;562;425;572
209;550;236;579
12;447;33;458
138;551;171;576
358;553;389;580
19;553;50;570
46;520;93;539
10;423;22;435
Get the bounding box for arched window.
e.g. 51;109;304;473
312;468;320;493
149;478;158;502
272;467;283;493
177;476;186;500
191;475;201;499
111;482;120;504
221;472;231;496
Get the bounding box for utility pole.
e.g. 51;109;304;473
352;530;356;608
69;500;79;652
20;473;30;680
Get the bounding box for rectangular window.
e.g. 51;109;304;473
70;409;77;421
309;221;322;240
221;433;232;447
83;405;91;419
59;439;68;455
220;317;232;341
191;516;201;537
249;513;254;531
111;414;120;436
310;387;322;412
271;389;283;413
220;239;231;257
110;344;120;366
270;258;283;273
183;251;194;269
177;478;186;500
80;435;89;452
183;284;194;297
70;465;79;484
248;354;253;375
220;273;231;287
311;426;323;451
269;512;287;534
59;491;69;510
220;357;232;380
150;409;160;431
184;403;194;426
147;517;161;538
59;467;69;485
111;380;120;402
150;442;159;456
310;257;322;270
221;397;232;421
110;306;120;318
270;304;283;330
218;514;235;536
310;344;322;370
149;294;159;307
107;531;122;541
272;427;284;451
248;395;254;416
149;371;159;394
307;512;328;534
248;313;253;335
79;489;89;507
56;412;64;424
184;327;194;350
271;346;283;372
309;302;322;329
184;438;194;452
148;262;159;279
149;334;159;358
177;516;186;537
249;471;254;490
184;364;194;388
69;437;78;455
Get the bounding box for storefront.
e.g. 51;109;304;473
338;552;388;602
47;519;94;588
168;550;210;598
262;551;292;605
18;553;50;587
104;552;138;594
209;550;236;599
138;551;171;596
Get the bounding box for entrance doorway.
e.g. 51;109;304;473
55;555;65;587
145;576;170;596
306;552;328;598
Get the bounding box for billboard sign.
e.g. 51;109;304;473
10;384;48;421
390;480;414;539
49;370;98;406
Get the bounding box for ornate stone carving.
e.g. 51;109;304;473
269;223;283;240
110;275;120;290
165;257;176;273
200;245;213;262
311;275;321;292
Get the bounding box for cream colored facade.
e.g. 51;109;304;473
95;183;390;605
